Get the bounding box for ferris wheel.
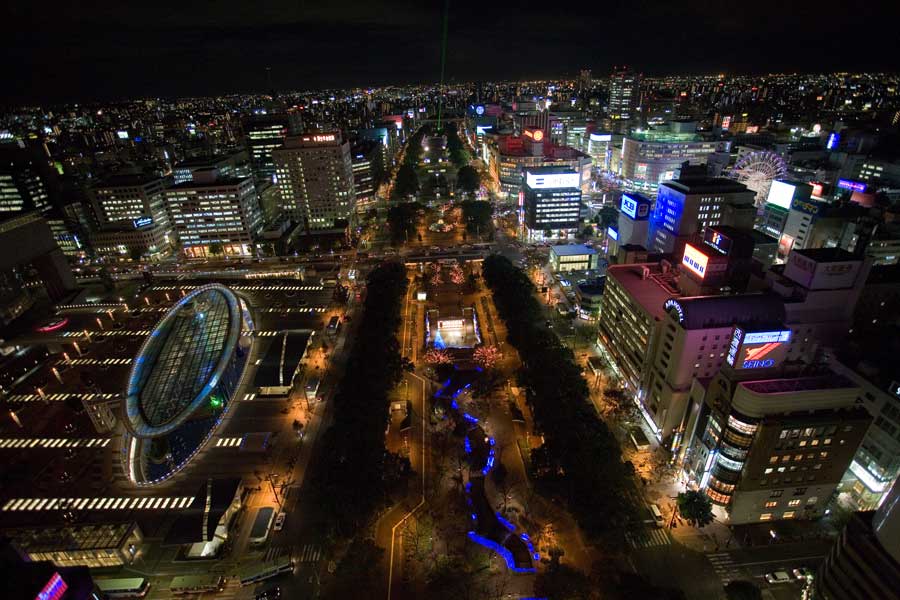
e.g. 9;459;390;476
730;150;788;207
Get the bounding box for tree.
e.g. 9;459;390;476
724;580;762;600
98;267;115;291
460;200;492;235
677;490;714;527
424;348;452;365
581;225;594;238
598;206;618;228
533;564;592;600
456;165;481;197
387;201;419;242
207;241;223;257
393;163;420;199
473;345;502;370
449;264;465;285
325;538;384;599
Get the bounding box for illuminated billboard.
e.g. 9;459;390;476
116;130;129;140
475;105;485;116
620;193;649;220
133;216;153;229
704;229;732;255
778;233;794;256
607;226;618;241
766;180;796;210
726;327;790;369
681;243;709;279
837;179;867;193
721;115;732;130
826;132;840;150
525;171;579;189
589;133;612;142
664;298;685;323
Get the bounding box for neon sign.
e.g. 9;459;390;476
726;328;743;366
743;330;791;344
36;573;67;600
826;132;840;150
621;194;638;219
837;179;867;192
704;229;732;255
664;298;685;323
525;172;579;189
681;243;709;279
475;105;485;116
132;216;153;229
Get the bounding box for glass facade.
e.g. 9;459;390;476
123;285;252;485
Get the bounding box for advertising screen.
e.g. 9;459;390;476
778;233;795;256
681;243;709;279
525;172;579;189
606;226;618;241
766;180;796;210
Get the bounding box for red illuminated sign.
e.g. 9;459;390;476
35;572;67;600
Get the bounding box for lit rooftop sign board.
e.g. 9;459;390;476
590;133;612;142
525;172;579;189
704;229;732;255
837;179;867;193
681;243;709;279
36;573;67;600
301;133;337;143
475;105;485;115
743;330;791;344
826;132;840;150
664;298;685;323
620;193;649;220
726;327;743;366
133;216;153;229
766;180;796;210
607;226;618;241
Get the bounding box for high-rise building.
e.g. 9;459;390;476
164;170;262;258
608;67;640;125
619;126;720;194
273;132;356;233
243;111;303;184
521;167;582;241
0;142;52;218
486;132;591;201
648;177;756;253
817;480;900;600
350;140;383;207
686;368;870;524
88;174;173;260
578;69;592;94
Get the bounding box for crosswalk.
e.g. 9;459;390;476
59;329;151;337
260;307;328;313
151;284;324;291
1;495;197;512
5;392;119;403
60;357;132;366
707;552;741;584
626;527;672;549
296;544;322;563
0;437;111;449
215;437;243;448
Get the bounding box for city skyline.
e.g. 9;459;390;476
3;0;899;102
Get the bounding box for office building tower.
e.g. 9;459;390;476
0;141;52;218
616;191;652;248
648;177;756;254
88;175;173;260
522;167;582;241
687;368;869;524
350;140;383;207
578;69;592;94
620;126;720;193
164;170;262;258
486;132;591;201
243;111;303;184
172;152;250;184
608;67;640;124
817;495;900;599
273;131;356;233
586;132;614;171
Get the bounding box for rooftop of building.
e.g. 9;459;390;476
626;129;702;143
606;263;675;321
793;247;858;263
168;176;251;190
661;177;751;194
174;155;236;168
739;373;857;395
253;330;313;388
550;243;598;256
675;293;785;330
94;174;165;188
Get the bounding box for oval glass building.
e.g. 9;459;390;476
122;284;253;485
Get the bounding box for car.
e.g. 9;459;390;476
256;586;281;600
793;567;814;580
273;512;286;531
765;571;793;584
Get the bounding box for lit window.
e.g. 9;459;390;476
820;451;828;459
764;468;773;474
788;499;801;507
765;501;778;508
760;513;773;521
783;511;796;519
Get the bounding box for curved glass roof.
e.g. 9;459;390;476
125;285;243;437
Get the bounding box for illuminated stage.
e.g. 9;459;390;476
425;308;481;349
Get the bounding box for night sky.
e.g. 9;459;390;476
3;0;899;103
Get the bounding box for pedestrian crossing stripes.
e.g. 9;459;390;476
260;307;328;313
60;357;132;366
1;495;197;512
297;544;322;563
626;527;672;549
0;438;111;449
215;437;243;448
58;303;129;311
243;393;257;401
247;330;282;337
5;392;119;403
59;330;151;337
151;285;324;291
707;552;740;584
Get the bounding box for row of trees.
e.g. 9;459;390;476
443;122;469;167
308;262;411;536
481;254;635;537
393;125;431;200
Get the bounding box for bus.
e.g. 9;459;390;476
94;578;150;599
326;315;341;335
238;556;294;586
169;574;225;595
249;506;276;545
